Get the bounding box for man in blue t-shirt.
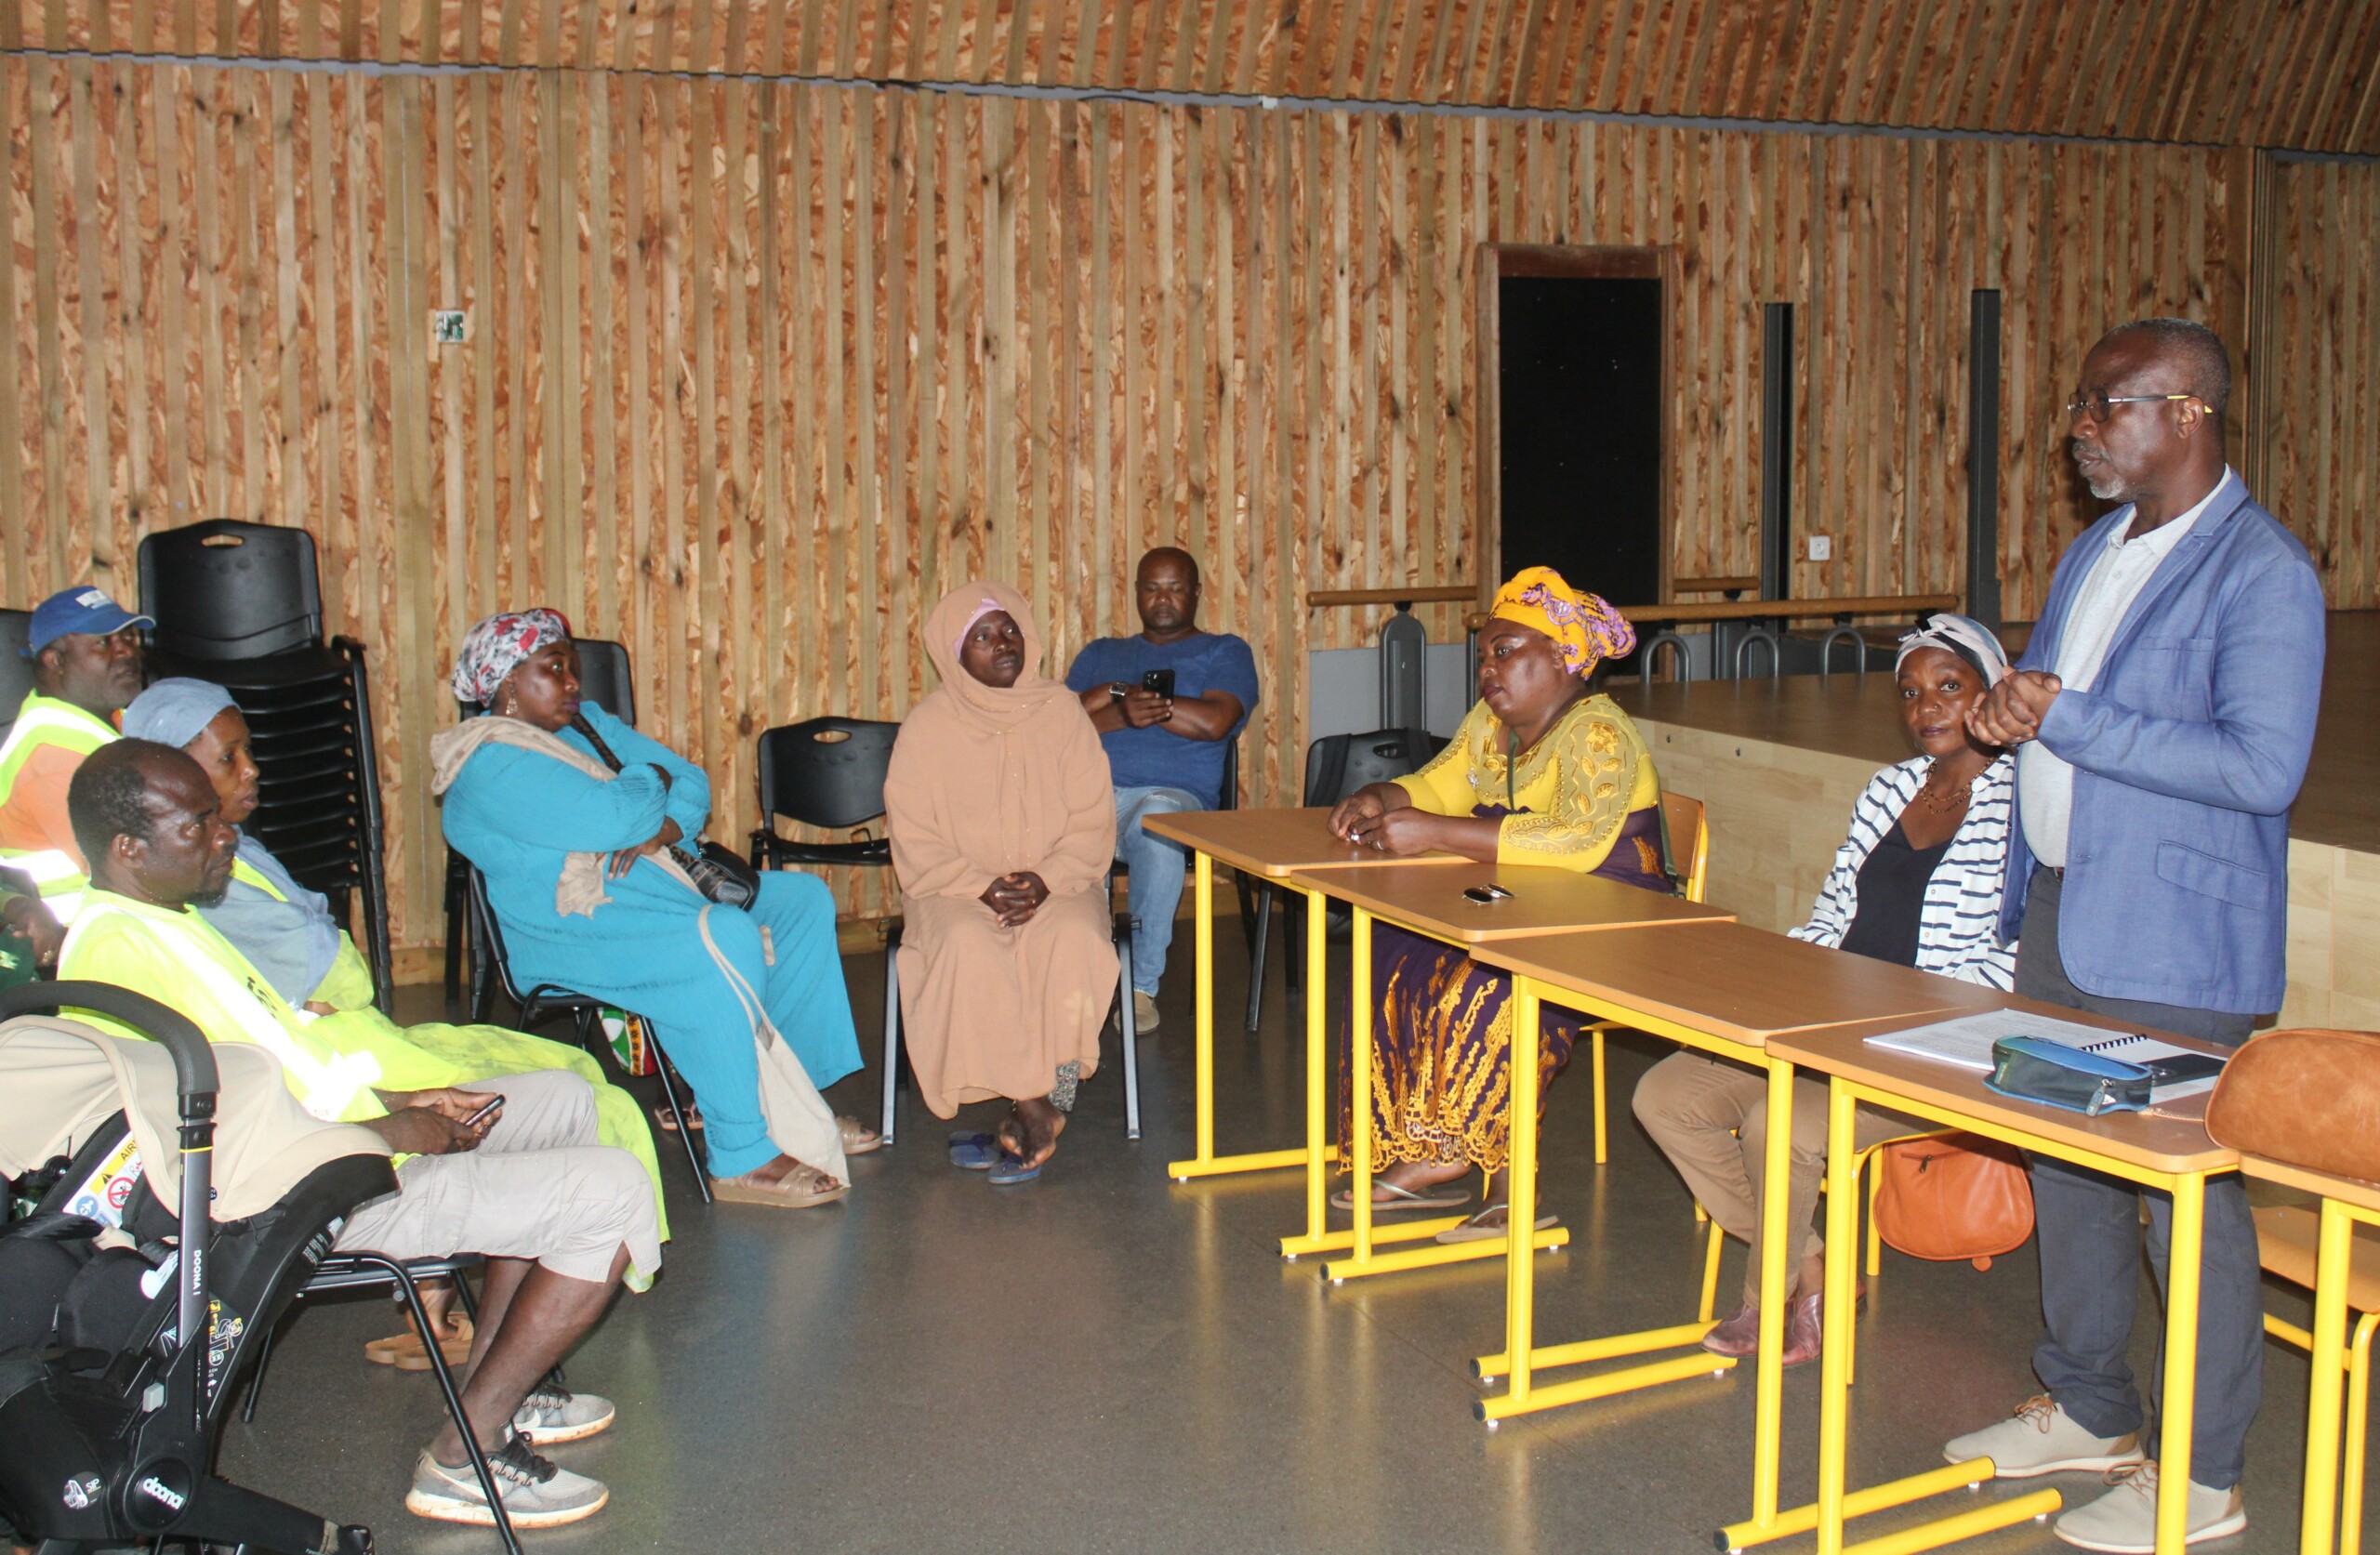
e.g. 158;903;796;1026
1064;548;1260;1032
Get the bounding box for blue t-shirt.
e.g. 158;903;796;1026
1065;631;1260;810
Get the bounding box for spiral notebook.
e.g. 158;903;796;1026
1864;1010;2230;1098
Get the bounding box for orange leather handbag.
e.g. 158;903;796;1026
2205;1028;2380;1181
1871;1133;2035;1270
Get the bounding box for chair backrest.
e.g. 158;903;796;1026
756;718;902;832
573;639;635;727
1659;790;1711;903
463;863;529;1007
139;520;324;662
1302;728;1442;808
0;609;31;742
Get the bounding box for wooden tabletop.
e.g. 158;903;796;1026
1284;860;1734;942
1770;1000;2238;1175
1470;920;2003;1046
1140;807;1462;877
2239;1154;2380;1217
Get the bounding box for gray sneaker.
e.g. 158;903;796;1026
511;1384;616;1445
2054;1463;2244;1552
405;1430;610;1528
1943;1394;2146;1478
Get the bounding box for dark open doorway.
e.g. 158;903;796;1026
1477;246;1673;629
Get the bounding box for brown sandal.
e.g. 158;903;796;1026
652;1102;705;1133
363;1311;474;1370
711;1162;850;1209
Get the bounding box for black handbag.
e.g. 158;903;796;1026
572;715;760;910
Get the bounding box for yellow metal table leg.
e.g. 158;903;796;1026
1724;1460;1998;1550
2158;1171;2205;1555
1284;885;1337;1254
1839;1490;2061;1555
1349;907;1376;1262
1816;1078;1860;1555
1501;977;1545;1414
1170;859;1335;1181
2303;1197;2355;1555
1748;1059;1793;1528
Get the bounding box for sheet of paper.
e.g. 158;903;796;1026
1861;1008;2163;1074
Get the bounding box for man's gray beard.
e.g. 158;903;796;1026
2084;468;2125;501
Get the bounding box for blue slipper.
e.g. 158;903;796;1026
947;1132;998;1170
986;1153;1042;1186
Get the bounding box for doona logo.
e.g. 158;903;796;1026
137;1475;187;1513
60;1475;99;1509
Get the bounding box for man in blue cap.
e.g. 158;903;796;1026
0;586;151;964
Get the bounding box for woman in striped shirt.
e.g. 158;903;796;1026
1633;613;2016;1367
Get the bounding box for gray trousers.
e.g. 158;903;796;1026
2015;867;2261;1489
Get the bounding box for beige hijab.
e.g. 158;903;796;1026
887;582;1115;897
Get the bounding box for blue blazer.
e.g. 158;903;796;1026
1999;477;2325;1015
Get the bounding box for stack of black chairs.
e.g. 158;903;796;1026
138;521;394;1013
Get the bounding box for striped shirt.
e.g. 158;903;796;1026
1790;754;2017;989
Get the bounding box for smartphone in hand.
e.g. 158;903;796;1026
461;1094;506;1129
1141;668;1176;699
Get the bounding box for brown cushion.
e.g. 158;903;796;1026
2205;1028;2380;1185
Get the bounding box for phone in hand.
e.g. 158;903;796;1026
1141;668;1176;699
461;1094;506;1129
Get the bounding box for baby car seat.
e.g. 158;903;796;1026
0;982;392;1555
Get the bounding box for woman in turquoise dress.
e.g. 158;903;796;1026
434;609;870;1210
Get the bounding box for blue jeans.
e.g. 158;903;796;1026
1114;785;1200;996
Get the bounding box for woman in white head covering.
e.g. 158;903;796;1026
1633;613;2018;1370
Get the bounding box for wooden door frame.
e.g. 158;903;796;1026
1474;244;1677;612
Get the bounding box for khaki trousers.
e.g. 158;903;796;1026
1632;1051;1908;1307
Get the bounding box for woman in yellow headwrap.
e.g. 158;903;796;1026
1326;566;1662;1239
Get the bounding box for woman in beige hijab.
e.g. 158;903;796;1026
886;582;1117;1183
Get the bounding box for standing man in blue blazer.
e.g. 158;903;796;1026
1948;318;2326;1552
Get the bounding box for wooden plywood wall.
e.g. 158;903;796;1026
0;56;2299;948
2254;155;2380;607
12;0;2380;153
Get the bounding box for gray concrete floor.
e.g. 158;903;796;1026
218;919;2353;1554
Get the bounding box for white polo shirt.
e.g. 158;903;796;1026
2017;468;2237;869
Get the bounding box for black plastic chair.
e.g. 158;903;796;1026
138;519;324;662
0;607;30;744
1248;727;1444;1022
445;639;636;1008
239;1253;521;1555
464;863;711;1205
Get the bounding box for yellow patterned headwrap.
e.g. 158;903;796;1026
1488;567;1636;678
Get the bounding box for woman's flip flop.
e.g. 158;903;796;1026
948;1131;999;1170
987;1152;1043;1186
1434;1205;1560;1244
652;1103;705;1133
1329;1179;1472;1213
840;1115;883;1155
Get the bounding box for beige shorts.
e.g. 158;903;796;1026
334;1068;662;1284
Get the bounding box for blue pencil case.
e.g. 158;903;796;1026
1984;1035;2154;1116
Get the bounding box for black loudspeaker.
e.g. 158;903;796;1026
1759;302;1793;600
1966;289;2003;627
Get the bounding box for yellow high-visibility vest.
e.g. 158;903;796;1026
0;692;118;920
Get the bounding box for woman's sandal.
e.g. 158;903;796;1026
1329;1179;1472;1213
364;1311;473;1370
712;1162;850;1209
838;1115;882;1155
1434;1204;1560;1244
652;1103;705;1134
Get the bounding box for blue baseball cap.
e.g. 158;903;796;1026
22;586;153;657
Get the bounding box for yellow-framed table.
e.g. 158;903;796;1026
1140;807;1465;1186
1469;922;2002;1539
1768;1016;2241;1555
1279;860;1733;1284
2236;1153;2380;1555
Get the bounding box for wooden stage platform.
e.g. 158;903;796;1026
1606;612;2380;1029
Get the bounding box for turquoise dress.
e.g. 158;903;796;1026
440;705;863;1179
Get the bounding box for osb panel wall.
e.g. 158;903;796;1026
2255;156;2380;607
11;0;2380;153
0;56;2259;946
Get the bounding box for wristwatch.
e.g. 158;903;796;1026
1109;681;1132;705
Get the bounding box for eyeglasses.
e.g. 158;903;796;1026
2064;390;2200;425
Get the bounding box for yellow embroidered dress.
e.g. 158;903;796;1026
1347;693;1664;1173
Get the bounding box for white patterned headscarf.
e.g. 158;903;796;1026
1895;613;2011;686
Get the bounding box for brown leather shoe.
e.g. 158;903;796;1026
1700;1303;1762;1357
1779;1292;1824;1366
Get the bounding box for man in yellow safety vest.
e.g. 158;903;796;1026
59;737;655;1531
0;586;150;966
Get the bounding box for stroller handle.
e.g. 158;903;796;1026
1;980;219;1104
